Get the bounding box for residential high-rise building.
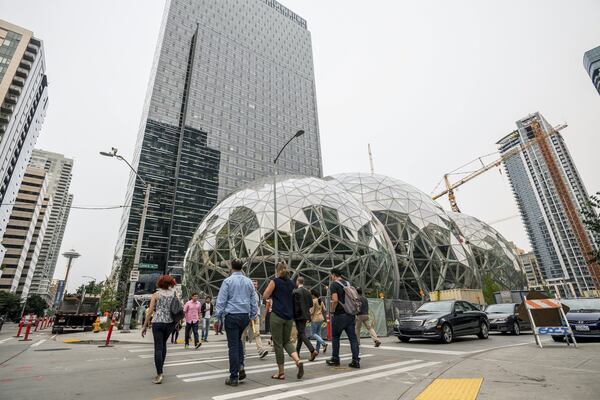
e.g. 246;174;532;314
113;0;322;289
497;112;600;297
16;195;51;299
583;45;600;95
28;150;74;304
516;249;546;290
0;165;47;294
0;20;48;265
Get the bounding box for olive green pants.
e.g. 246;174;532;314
269;313;295;365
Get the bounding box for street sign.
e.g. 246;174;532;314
129;270;140;282
139;263;159;270
537;327;570;335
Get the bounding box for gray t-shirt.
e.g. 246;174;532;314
153;289;174;323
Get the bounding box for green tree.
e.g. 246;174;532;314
581;192;600;264
0;291;22;320
76;280;104;296
23;295;47;316
99;282;121;313
482;274;501;305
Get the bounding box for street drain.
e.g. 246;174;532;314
34;348;71;352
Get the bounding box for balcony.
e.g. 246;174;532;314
23;52;35;63
4;94;18;105
12;76;25;87
19;59;32;70
8;85;22;96
16;67;28;79
1;103;14;114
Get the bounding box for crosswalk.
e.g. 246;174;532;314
126;341;441;399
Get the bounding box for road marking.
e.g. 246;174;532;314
416;378;483;400
139;348;228;359
212;359;426;400
342;343;467;356
249;361;440;400
31;339;46;348
0;338;12;344
165;353;274;367
129;343;228;352
50;335;56;340
179;354;372;382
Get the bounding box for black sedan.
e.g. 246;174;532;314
485;303;531;335
393;300;489;344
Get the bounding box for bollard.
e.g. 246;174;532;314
41;317;46;330
34;316;41;332
99;316;116;347
15;316;25;337
326;315;332;342
20;318;33;341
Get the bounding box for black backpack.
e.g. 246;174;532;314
170;296;184;322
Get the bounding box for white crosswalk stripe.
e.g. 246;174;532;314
138;348;229;359
0;337;12;344
180;354;373;383
211;359;432;400
165;352;274;367
129;343;228;353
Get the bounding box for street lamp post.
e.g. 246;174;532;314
273;130;304;264
100;147;151;332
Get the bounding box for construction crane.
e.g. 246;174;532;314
432;122;567;212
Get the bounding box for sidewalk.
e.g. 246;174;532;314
400;340;600;399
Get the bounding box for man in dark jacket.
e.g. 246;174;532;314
293;276;319;361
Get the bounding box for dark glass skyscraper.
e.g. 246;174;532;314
583;45;600;95
113;0;322;289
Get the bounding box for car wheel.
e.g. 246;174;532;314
477;321;489;339
512;322;520;336
440;324;453;344
398;336;410;343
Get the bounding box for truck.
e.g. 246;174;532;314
430;289;485;307
52;296;100;334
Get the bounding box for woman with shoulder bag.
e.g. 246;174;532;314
142;275;180;384
309;289;328;353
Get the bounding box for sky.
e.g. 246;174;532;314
1;0;599;292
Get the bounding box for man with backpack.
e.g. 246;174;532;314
325;268;360;369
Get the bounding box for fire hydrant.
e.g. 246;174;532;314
92;317;101;333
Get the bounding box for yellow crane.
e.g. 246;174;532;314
432;123;567;212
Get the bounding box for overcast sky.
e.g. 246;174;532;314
2;0;599;291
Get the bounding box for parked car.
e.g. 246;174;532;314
393;300;489;344
485;302;530;335
552;298;600;342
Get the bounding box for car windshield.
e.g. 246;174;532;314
486;304;515;314
416;302;453;313
561;299;600;313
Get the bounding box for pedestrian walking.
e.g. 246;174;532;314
183;293;202;349
325;268;361;369
141;275;181;384
309;289;328;353
355;287;381;347
293;277;319;361
242;279;269;359
215;259;258;387
170;318;183;344
262;261;304;380
200;296;214;342
215;314;224;335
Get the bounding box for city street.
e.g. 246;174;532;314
1;323;599;400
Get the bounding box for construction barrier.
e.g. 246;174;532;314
20;318;33;342
14;316;25;338
520;290;575;349
100;315;116;347
34;317;40;332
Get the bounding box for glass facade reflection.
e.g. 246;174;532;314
183;177;399;298
113;0;322;288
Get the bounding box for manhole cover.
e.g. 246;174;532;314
34;348;71;352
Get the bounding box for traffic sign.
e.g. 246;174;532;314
129;270;140;282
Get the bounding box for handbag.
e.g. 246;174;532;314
170;296;184;322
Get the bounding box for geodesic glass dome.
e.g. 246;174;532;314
183;176;399;298
448;212;526;290
326;173;478;300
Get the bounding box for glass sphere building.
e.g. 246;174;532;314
183;173;526;300
183;176;399;298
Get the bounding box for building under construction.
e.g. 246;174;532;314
497;112;600;297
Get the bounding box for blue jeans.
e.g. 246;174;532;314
201;318;211;341
310;321;326;352
331;313;360;363
225;313;250;380
185;321;199;345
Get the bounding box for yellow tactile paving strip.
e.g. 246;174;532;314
415;378;483;400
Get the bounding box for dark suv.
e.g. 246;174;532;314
485;303;530;335
393;300;489;344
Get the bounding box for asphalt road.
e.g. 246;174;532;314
1;323;599;400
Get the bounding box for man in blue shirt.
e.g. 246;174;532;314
215;259;258;387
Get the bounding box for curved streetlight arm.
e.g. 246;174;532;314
115;155;147;187
274;130;304;165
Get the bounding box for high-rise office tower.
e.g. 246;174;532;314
0;165;47;294
497;112;600;297
0;20;48;266
113;0;322;288
584;45;600;95
28;149;74;304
